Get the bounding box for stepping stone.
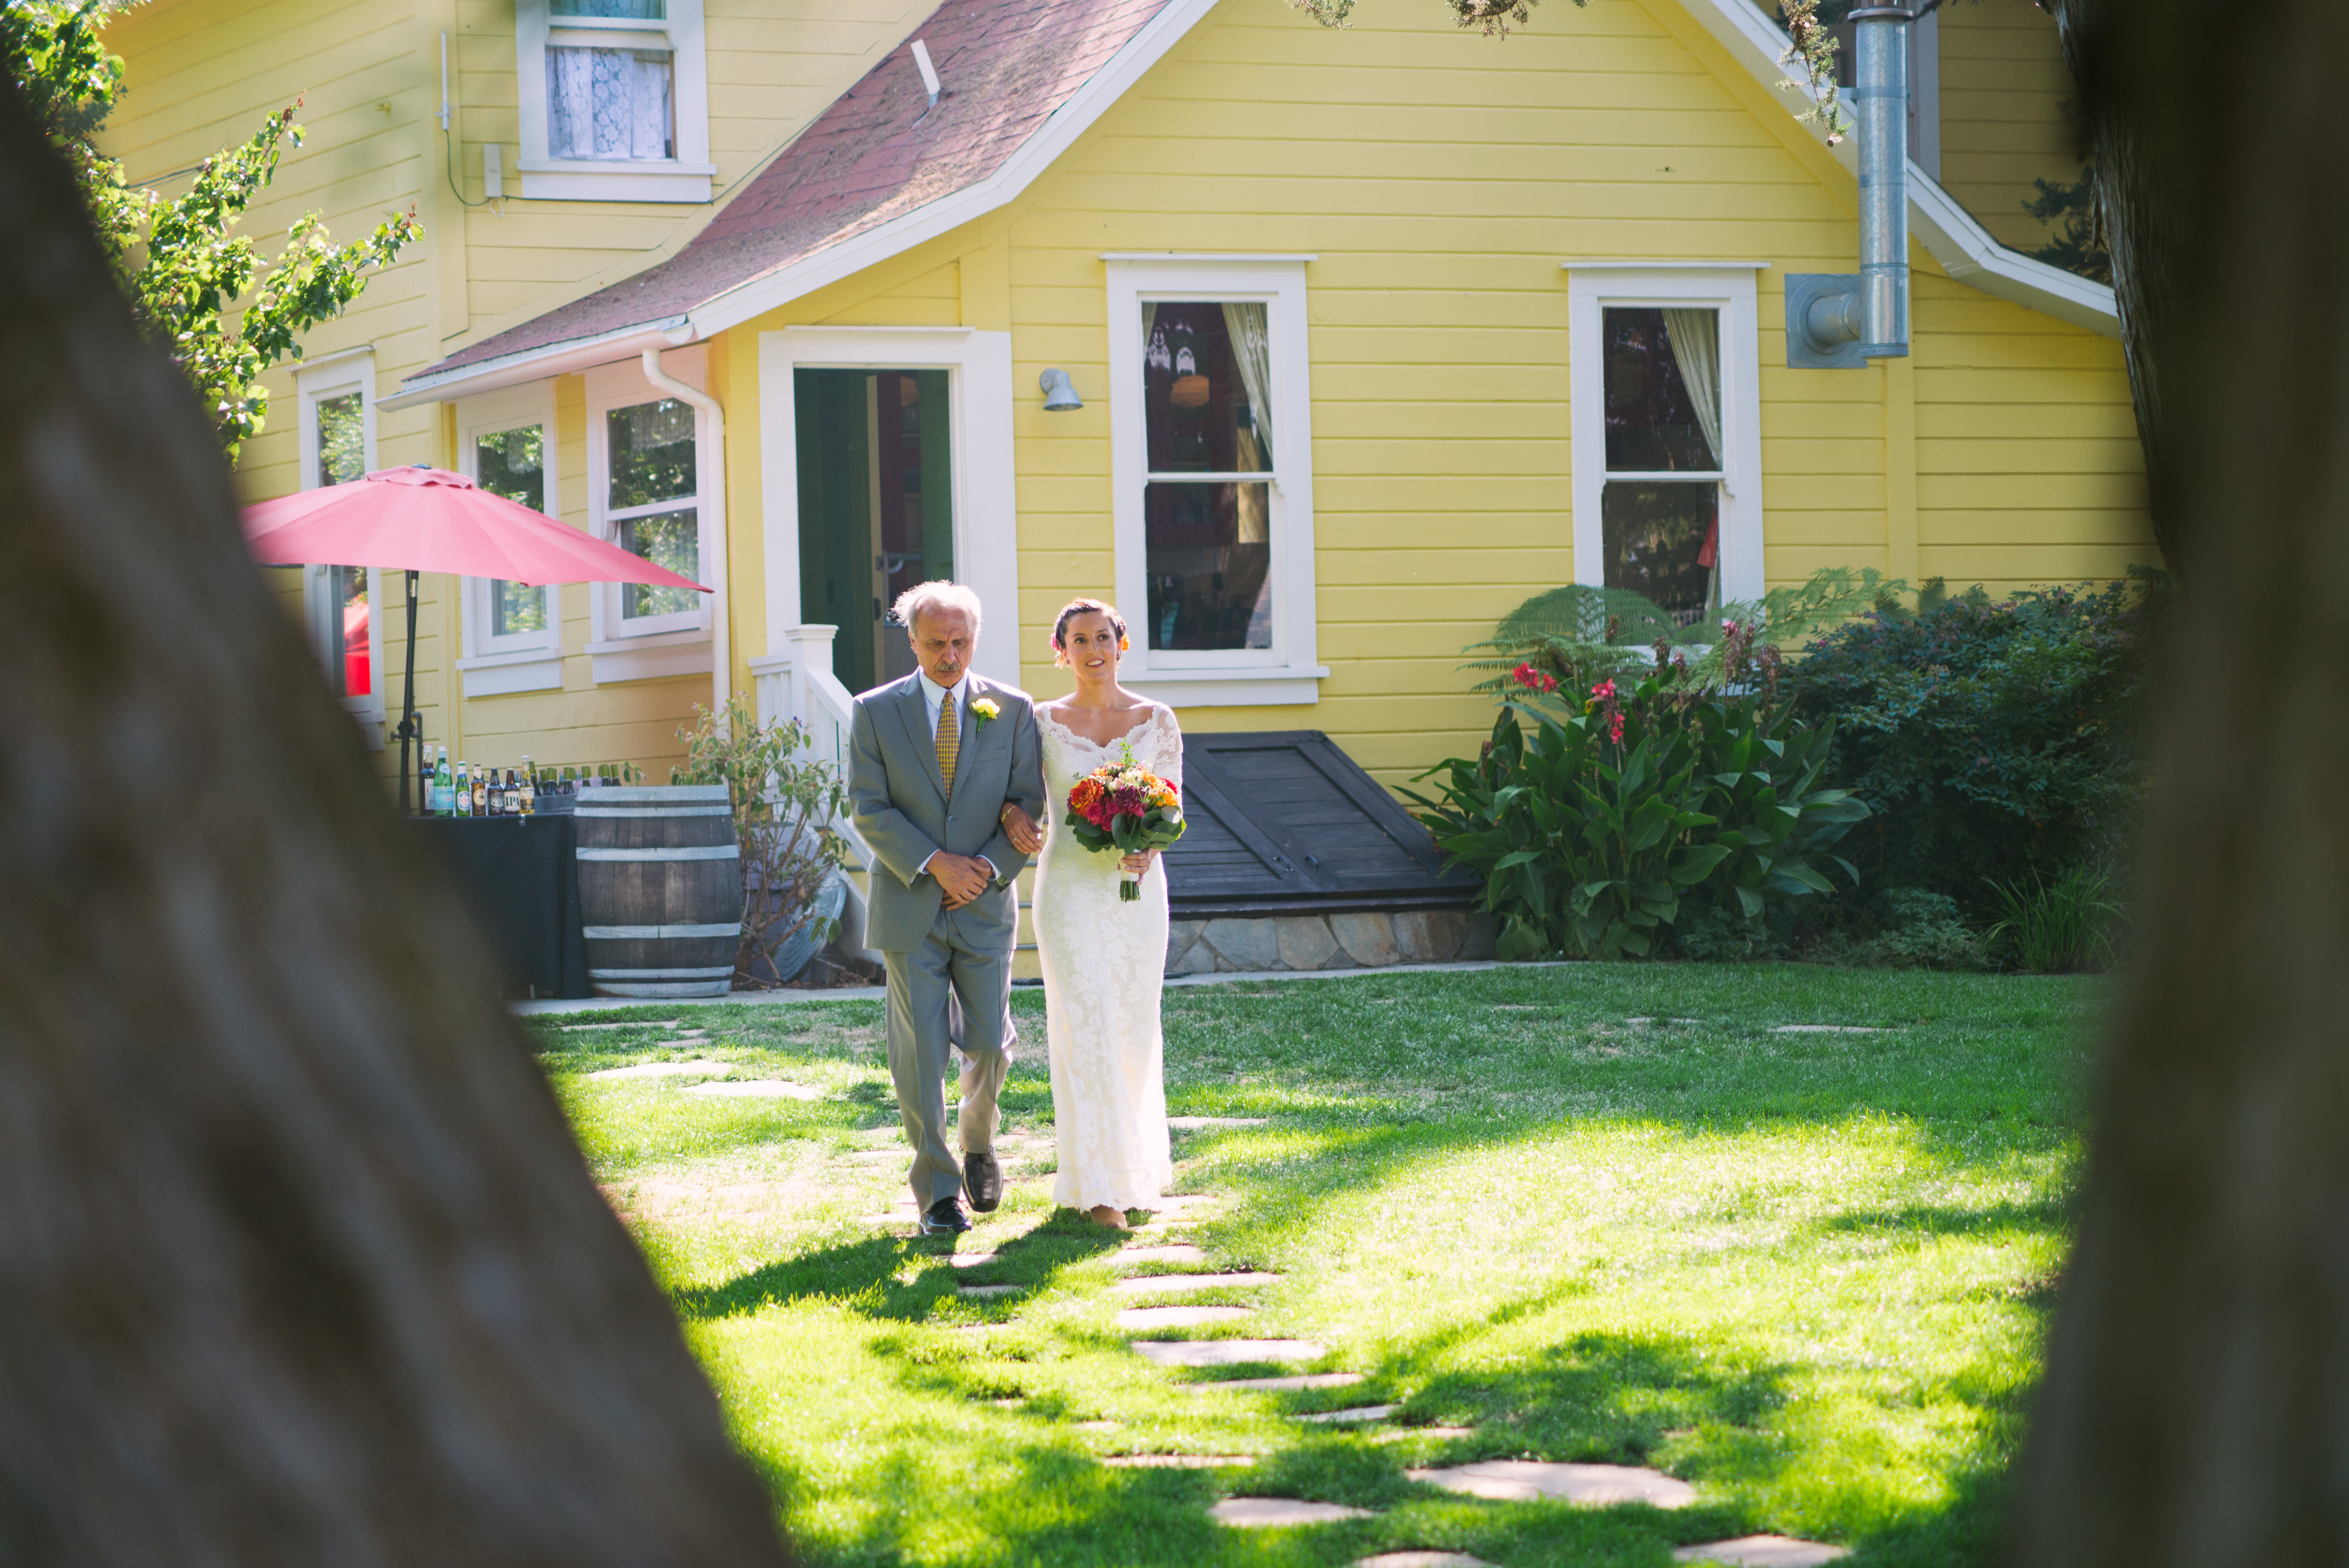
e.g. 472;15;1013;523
1118;1244;1209;1266
949;1252;1000;1269
1295;1405;1397;1424
1407;1461;1695;1509
1626;1017;1702;1026
990;1397;1025;1407
959;1284;1022;1298
1111;1271;1280;1294
1185;1372;1363;1393
1103;1454;1256;1469
1673;1539;1849;1567
1770;1025;1888;1034
685;1080;823;1100
1133;1339;1325;1368
1117;1304;1254;1329
845;1149;903;1164
1357;1555;1496;1568
1147;1195;1223;1214
585;1059;731;1080
1374;1427;1474;1443
557;1019;681;1032
1169;1116;1269;1129
857;1213;904;1225
1209;1498;1372;1527
1073;1420;1121;1432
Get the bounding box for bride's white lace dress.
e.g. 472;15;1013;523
1034;703;1181;1211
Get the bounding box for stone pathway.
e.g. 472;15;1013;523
684;1079;823;1100
1406;1460;1695;1508
1117;1244;1208;1266
1672;1538;1850;1566
1185;1372;1363;1393
1209;1498;1371;1527
1103;1454;1255;1469
1167;1116;1270;1129
1109;1271;1281;1294
1295;1405;1397;1423
1115;1304;1254;1329
586;1059;731;1080
1770;1025;1889;1035
1132;1339;1326;1367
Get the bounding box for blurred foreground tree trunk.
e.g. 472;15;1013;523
2007;3;2349;1563
2043;0;2182;581
0;87;791;1568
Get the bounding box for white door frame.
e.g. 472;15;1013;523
756;326;1019;688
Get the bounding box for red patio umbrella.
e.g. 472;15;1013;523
244;464;713;813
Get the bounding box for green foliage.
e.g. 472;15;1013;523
1983;865;2121;973
1407;671;1868;961
1464;568;1898;705
1808;887;1993;971
673;697;853;984
1787;572;2167;911
2;0;420;460
2025;165;2112;285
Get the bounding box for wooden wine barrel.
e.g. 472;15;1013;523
576;784;740;998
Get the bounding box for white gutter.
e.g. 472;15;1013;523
383;0;1227;410
639;348;731;732
1674;0;2118;338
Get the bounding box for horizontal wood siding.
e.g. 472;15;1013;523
1936;0;2085;256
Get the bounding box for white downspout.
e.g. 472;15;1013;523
642;346;731;732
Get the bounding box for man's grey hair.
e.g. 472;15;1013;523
894;580;983;636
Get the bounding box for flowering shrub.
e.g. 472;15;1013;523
1407;664;1868;961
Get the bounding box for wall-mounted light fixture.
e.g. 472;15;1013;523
1039;368;1083;411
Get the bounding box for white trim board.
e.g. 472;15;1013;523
1672;0;2116;336
755;326;1020;691
390;0;1230;406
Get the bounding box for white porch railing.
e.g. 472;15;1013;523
750;626;881;962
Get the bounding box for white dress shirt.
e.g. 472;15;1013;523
915;669;996;882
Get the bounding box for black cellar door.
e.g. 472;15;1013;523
1161;731;1478;919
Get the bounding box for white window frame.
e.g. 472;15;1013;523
455;380;564;697
1104;255;1326;708
514;0;715;203
753;326;1019;691
1565;264;1766;613
586;349;715;684
296;351;386;742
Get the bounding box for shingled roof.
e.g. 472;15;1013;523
409;0;1171;386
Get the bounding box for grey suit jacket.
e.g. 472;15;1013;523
848;672;1047;954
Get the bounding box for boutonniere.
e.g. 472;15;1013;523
970;696;1001;731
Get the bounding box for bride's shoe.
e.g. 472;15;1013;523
1087;1204;1130;1229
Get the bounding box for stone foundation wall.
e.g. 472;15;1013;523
1166;908;1496;975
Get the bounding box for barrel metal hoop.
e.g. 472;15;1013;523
584;923;744;940
576;805;734;818
577;846;741;862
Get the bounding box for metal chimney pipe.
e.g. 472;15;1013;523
1851;5;1911;358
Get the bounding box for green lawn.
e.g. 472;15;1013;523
529;964;2094;1568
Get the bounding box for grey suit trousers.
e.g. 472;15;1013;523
887;904;1014;1206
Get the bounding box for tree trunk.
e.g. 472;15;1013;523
0;88;792;1568
2045;0;2183;581
2007;3;2349;1561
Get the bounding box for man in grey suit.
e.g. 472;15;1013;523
848;582;1046;1235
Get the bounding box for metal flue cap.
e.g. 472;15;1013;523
1039;367;1083;411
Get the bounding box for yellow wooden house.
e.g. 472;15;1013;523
101;0;2144;964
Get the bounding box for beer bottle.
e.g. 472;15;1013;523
454;760;468;815
472;763;488;818
520;755;536;816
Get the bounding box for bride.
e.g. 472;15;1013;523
998;599;1178;1228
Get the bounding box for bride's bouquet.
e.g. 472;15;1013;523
1065;741;1186;902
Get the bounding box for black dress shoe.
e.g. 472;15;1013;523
964;1150;1003;1212
920;1196;972;1234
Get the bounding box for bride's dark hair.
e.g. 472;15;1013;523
1050;598;1128;664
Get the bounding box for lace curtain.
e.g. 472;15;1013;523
1659;307;1722;474
549;45;672;160
1220;302;1273;469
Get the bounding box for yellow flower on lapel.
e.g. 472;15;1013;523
970;696;1001;731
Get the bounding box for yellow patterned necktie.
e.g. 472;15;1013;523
935;686;959;795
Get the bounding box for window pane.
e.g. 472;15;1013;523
1603;306;1718;473
1601;481;1719;627
331;565;372;697
549;45;673;160
552;0;662;15
607;399;695;507
620;506;700;619
476;425;549;637
317;393;366;485
1143;481;1272;651
1143;301;1271;474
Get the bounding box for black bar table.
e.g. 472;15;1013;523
407;813;591;999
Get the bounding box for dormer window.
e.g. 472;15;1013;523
516;0;713;202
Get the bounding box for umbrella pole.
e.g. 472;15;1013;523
396;568;420;815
